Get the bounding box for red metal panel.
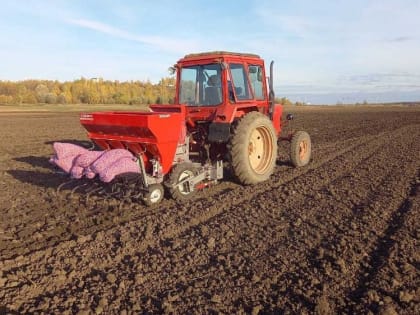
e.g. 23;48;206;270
80;106;186;175
272;104;283;136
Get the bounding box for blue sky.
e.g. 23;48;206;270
1;0;420;104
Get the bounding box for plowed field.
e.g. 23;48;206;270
0;106;419;314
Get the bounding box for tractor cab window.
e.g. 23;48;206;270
249;65;265;100
229;63;252;101
179;64;222;106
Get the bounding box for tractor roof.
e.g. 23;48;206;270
184;51;260;59
180;51;261;63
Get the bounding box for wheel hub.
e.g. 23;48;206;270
248;126;273;174
149;188;162;203
299;140;308;160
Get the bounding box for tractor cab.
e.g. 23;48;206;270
174;52;275;126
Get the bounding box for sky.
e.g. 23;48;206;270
1;0;420;104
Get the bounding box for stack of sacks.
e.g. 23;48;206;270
90;149;140;183
49;142;88;173
50;142;141;183
71;150;104;179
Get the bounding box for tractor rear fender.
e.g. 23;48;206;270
272;104;283;136
208;106;260;143
213;102;259;123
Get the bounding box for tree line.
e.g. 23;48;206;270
0;77;176;105
0;77;296;106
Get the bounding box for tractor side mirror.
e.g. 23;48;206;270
168;65;177;75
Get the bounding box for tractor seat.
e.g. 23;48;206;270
205;75;222;105
207;75;220;86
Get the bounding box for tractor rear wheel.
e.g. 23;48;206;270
168;163;198;201
143;184;164;206
230;112;278;184
290;131;311;167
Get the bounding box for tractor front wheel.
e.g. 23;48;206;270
168;163;198;201
230;112;278;184
290;131;311;167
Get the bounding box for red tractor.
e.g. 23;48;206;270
80;51;311;205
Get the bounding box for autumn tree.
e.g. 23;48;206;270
35;84;49;103
0;76;175;106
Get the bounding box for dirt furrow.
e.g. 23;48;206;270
348;174;419;314
111;124;420;314
136;124;420;313
0;116;385;260
0;122;404;270
250;126;420;313
1;107;419;314
1;121;415;314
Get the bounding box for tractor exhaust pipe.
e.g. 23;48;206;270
269;61;275;119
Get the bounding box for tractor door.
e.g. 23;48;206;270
248;65;266;100
228;63;267;102
228;63;253;101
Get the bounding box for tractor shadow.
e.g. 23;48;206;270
14;155;52;170
276;159;293;167
44;139;95;148
12;138;95;172
0;305;19;315
10;138;97;187
277;141;294;167
7;169;67;190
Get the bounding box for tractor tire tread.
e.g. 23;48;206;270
229;112;277;185
290;130;312;167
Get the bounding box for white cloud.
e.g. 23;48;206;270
257;12;315;39
67;18;199;54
